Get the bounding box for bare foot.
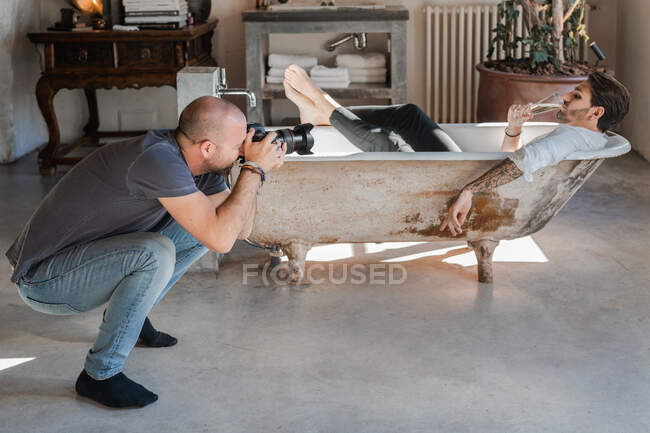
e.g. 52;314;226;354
283;79;330;125
283;65;338;125
284;64;326;103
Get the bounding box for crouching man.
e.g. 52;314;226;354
5;97;285;408
440;71;630;235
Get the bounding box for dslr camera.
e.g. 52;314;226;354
247;123;314;155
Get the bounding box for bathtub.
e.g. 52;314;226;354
234;122;630;283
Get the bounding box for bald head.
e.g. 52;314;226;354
177;96;246;146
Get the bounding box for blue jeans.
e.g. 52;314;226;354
16;217;208;380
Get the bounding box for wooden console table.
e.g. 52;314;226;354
27;21;217;174
243;7;408;124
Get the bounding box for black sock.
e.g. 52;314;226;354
75;370;158;408
139;317;178;348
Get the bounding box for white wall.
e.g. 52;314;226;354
0;0;48;163
616;0;649;161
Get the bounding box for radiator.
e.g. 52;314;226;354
425;3;590;123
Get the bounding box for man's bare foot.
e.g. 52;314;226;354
284;64;338;124
284;64;324;102
283;79;330;125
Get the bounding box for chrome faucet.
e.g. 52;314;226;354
215;67;257;108
326;32;368;52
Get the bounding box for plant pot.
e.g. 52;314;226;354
476;62;588;122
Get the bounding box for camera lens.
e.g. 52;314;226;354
246;123;314;155
282;124;314;155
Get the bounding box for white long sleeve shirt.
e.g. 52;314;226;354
508;125;608;182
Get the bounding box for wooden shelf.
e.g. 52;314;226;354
263;83;393;100
244;8;407;122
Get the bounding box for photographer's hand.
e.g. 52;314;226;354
243;129;285;172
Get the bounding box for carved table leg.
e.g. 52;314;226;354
83;88;100;145
35;77;60;175
468;239;499;284
282;242;311;284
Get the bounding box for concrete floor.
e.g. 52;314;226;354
1;151;649;433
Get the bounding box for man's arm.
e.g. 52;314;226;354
501;103;533;152
159;170;263;253
238;195;256;240
207;189;256;240
463;158;523;193
440;159;523;236
158;130;284;253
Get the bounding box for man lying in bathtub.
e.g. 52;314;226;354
282;66;630;236
439;71;630;235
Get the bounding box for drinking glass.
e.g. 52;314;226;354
530;92;563;116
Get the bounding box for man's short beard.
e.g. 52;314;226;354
556;107;589;123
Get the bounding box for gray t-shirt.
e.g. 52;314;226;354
6;129;227;284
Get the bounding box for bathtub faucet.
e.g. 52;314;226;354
215;67;257;108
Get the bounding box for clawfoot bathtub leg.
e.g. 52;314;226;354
268;245;283;268
282;242;312;283
468;240;499;283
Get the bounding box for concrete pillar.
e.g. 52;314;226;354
176;66;220;118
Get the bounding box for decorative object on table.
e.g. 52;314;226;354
102;0;124;28
476;0;605;122
112;24;139;31
47;2;104;30
48;7;92;32
123;0;189;29
65;0;103;17
187;0;211;22
336;53;386;84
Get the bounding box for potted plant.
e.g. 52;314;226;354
476;0;602;122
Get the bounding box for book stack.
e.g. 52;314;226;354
123;0;189;30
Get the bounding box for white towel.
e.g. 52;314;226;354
311;78;351;88
310;65;349;79
349;75;386;84
266;75;284;84
268;66;313;78
336;53;386;68
268;53;318;69
349;67;387;83
348;67;387;77
267;67;286;78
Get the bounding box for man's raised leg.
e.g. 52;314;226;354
283;65;411;152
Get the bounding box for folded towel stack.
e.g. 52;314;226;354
309;65;350;88
266;54;318;85
336;52;387;84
